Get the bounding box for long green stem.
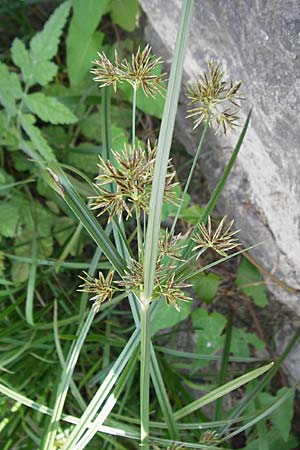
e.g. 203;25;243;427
132;87;137;146
170;117;210;236
140;299;151;449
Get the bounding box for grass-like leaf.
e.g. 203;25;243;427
174;362;274;420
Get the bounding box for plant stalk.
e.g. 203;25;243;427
170;117;210;236
132;86;137;146
140;298;151;449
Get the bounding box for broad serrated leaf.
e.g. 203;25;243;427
0;202;20;237
20;114;56;161
30;0;71;61
12;38;57;86
236;257;268;307
0;63;22;115
67;25;104;86
109;0;140;31
11;38;33;84
25;93;77;124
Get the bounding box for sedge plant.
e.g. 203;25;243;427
2;1;294;449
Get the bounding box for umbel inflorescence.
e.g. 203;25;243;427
79;47;242;312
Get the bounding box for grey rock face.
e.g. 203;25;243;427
140;0;300;379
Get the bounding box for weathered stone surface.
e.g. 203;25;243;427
140;0;300;379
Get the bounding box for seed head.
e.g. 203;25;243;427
158;230;189;262
186;60;243;134
192;215;240;258
90;142;178;221
78;270;116;311
200;430;219;444
91;45;166;97
158;273;191;311
120;44;166;97
91;50;124;92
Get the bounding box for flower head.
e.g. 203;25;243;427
200;430;219;444
192;215;240;258
120;44;166;97
91;45;166;97
186;60;242;134
91;50;123;92
78;270;116;311
90;142;178;221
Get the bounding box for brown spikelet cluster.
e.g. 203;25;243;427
77;271;117;311
91;44;166;97
90;142;178;221
192;215;240;258
186;60;243;134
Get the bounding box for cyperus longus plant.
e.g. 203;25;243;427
40;2;275;450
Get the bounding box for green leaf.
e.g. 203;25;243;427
0;63;22;115
67;0;108;86
20;114;56;161
25;93;77;125
109;0;140;31
192;309;226;365
236;257;268;307
180;204;204;225
191;273;221;303
72;0;109;35
67;26;104;86
30;0;71;61
174;362;274;420
151;299;191;335
258;388;295;442
231;328;265;357
12;38;58;86
0;202;20;237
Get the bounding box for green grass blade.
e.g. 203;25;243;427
150;346;179;440
41;305;97;450
221;386;297;443
174;362;274;420
214;315;232;421
45;162;126;275
61;328;140;449
155;346;262;363
0;383;139;440
219;327;300;437
25;233;37;326
73;350;138;449
143;0;194;298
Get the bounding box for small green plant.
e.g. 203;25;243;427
0;2;299;450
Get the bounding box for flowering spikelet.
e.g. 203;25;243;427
78;271;116;311
120;44;166;97
91;45;166;97
158;273;191;312
192;215;240;258
200;430;219;444
90;142;178;221
91;50;123;92
186;60;242;134
158;229;189;262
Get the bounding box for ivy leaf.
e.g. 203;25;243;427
151;299;191;335
191;272;221;304
30;0;71;61
109;0;140;31
0;63;22;115
0;202;20;238
25;93;77;125
236;257;268;307
180;204;204;225
230;328;265;357
20;114;56;161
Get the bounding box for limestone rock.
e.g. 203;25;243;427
140;0;300;381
